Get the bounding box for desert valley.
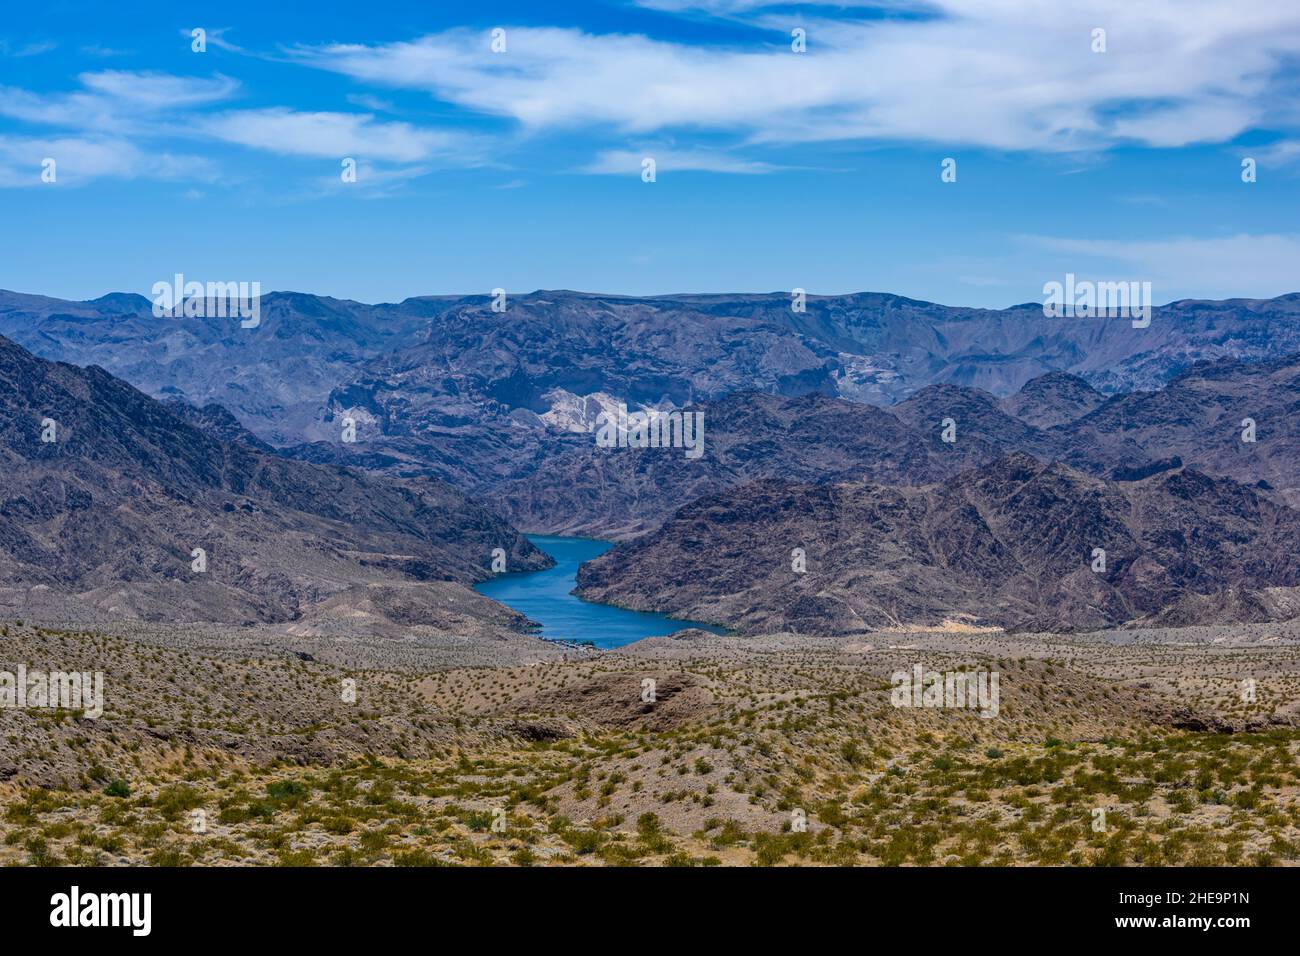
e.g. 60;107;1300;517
2;288;1299;867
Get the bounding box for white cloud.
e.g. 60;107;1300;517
1108;98;1261;149
311;160;435;197
289;3;1300;153
635;0;805;12
583;148;778;174
6;2;1299;193
346;93;398;113
81;45;134;58
0;71;238;132
1251;140;1300;168
0;135;216;187
200;108;464;162
633;0;901;13
0;71;464;185
78;70;239;109
0;39;57;57
178;27;246;54
0;71;239;185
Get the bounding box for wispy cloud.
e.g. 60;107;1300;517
178;27;246;54
311;160;435;197
0;70;464;187
633;0;904;15
1250;140;1300;169
81;45;134;58
288;3;1300;155
79;70;239;109
0;71;238;131
7;2;1300;195
345;93;398;113
0;39;57;57
200;108;467;162
0;70;239;185
1025;233;1300;300
582;148;778;174
0;135;217;188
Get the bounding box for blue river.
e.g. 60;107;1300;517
474;535;727;649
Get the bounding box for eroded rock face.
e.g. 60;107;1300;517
1155;706;1299;734
509;672;717;732
575;453;1300;635
1055;353;1300;507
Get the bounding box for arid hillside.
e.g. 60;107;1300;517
576;454;1300;633
2;619;1298;866
0;334;547;626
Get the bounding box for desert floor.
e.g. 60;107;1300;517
2;617;1298;866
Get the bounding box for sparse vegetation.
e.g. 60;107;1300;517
2;618;1299;866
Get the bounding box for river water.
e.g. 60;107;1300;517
474;535;727;649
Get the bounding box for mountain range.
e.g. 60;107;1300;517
3;286;1300;634
5;287;1300;479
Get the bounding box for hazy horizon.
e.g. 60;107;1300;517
6;284;1300;313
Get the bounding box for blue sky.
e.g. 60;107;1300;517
1;0;1298;307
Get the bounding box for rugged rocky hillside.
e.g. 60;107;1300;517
306;353;1300;537
283;291;842;492
481;391;948;537
0;289;440;445
289;291;1300;480
575;453;1300;634
454;354;1300;536
1000;371;1106;428
1055;354;1300;506
162;398;276;452
0;334;548;625
766;291;1300;398
860;353;1300;508
891;381;1062;472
